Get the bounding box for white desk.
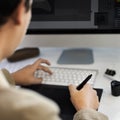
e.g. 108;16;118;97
0;47;120;120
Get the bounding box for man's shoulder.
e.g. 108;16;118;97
0;87;60;120
0;87;59;109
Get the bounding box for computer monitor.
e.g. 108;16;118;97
21;0;120;64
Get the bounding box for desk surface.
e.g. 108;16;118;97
0;47;120;120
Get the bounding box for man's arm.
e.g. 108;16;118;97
11;58;52;85
69;84;108;120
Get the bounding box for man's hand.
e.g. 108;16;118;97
69;84;99;111
12;58;52;85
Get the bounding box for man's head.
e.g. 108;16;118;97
0;0;31;27
0;0;32;59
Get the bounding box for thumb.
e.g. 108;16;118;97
32;77;43;84
69;84;77;95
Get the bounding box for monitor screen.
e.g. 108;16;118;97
24;0;120;64
28;0;120;34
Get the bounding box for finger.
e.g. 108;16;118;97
33;58;51;67
31;77;43;84
82;83;92;90
93;89;97;95
38;65;53;75
68;84;77;95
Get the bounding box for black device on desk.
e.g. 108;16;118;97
7;48;40;62
22;84;103;120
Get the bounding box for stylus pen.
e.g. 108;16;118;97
77;74;92;90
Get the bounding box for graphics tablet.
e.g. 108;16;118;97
22;84;103;120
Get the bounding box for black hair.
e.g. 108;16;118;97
0;0;30;26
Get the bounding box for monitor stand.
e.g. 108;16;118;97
57;49;94;64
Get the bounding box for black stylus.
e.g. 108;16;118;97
77;74;92;90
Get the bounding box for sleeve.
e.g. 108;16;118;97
73;108;108;120
1;69;15;85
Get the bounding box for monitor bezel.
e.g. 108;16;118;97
27;29;120;34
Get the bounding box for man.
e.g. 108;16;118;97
0;0;108;120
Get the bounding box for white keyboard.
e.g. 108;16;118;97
35;67;98;86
